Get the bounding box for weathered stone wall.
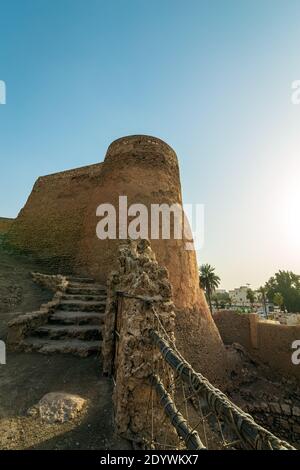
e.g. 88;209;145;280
243;401;300;446
0;217;14;234
5;164;103;272
76;135;196;308
214;310;252;350
31;272;69;292
7;274;68;348
214;310;300;382
102;239;177;446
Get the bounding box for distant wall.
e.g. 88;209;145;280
214;310;300;382
0;217;14;234
5;163;103;272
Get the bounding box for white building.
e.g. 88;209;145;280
228;286;251;306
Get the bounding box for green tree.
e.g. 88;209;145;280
246;288;255;309
259;286;268;317
199;264;221;313
212;291;231;310
265;270;300;313
273;292;284;312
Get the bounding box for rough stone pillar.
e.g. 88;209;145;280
102;239;177;447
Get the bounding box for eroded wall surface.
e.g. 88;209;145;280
0;217;14;234
5;163;103;272
214;310;300;382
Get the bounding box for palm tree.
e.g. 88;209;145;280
199;264;221;313
246;288;255;310
259;286;268;318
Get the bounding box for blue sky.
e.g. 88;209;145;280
0;0;300;289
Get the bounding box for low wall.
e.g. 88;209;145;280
7;274;69;349
214;311;300;382
213;310;252;350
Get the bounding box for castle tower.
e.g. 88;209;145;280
5;135;228;385
76;135;228;385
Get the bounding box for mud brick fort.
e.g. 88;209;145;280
1;135;300;449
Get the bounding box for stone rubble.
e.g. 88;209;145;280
28;392;87;424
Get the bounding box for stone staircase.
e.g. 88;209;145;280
21;277;107;357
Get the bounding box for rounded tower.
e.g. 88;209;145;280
77;135;228;385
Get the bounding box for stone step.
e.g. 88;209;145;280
33;324;103;341
21;337;101;357
66;286;107;295
61;293;106;302
66;277;96;284
49;310;105;325
67;282;106;289
59;299;106;312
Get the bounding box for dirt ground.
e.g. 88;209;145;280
0;353;131;450
0;238;57;339
0;246;131;450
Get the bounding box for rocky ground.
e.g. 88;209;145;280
0;246;131;450
225;343;300;448
0;353;131;450
0;246;52;339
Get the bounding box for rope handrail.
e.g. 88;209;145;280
149;329;295;451
150;374;206;450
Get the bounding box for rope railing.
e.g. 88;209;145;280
150;374;206;450
114;291;295;450
149;329;296;451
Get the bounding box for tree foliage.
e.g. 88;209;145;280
246;288;255;306
212;291;231;309
199;264;221;312
265;270;300;313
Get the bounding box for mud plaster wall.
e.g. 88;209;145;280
244;401;300;445
76;135;200;309
0;217;14;234
214;311;300;382
213;311;252;350
5;164;103;272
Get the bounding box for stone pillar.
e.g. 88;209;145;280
102;239;177;447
